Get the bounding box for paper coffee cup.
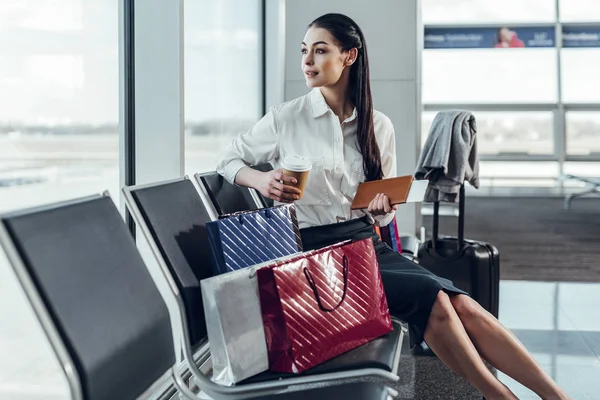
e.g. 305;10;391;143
280;155;312;199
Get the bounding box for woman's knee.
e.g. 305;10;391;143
450;294;484;324
429;290;455;327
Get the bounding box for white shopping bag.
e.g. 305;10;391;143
201;265;268;385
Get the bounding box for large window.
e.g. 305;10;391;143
561;49;600;103
0;2;119;399
564;161;600;178
477;161;560;186
422;111;554;155
422;0;600;187
566;112;600;156
423;0;556;24
559;0;600;22
0;1;119;213
423;50;558;104
184;0;263;175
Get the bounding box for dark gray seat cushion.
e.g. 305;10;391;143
1;195;174;400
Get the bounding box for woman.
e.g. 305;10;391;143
495;27;525;48
217;13;569;400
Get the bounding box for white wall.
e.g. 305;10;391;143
272;0;422;235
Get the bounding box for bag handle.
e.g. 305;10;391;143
432;183;465;252
303;255;349;313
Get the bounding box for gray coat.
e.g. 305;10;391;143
415;111;479;202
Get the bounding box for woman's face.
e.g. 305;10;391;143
301;26;354;88
499;28;513;42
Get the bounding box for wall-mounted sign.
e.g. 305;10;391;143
424;26;556;49
562;26;600;48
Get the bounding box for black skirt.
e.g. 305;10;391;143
300;216;468;348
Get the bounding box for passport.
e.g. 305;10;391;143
351;175;428;210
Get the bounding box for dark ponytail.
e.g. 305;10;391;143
309;13;383;181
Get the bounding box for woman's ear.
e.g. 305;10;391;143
345;48;359;66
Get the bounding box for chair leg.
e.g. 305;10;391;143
564;186;600;210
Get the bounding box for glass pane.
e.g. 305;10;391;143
566;112;600;156
0;2;119;212
422;111;554;155
0;1;118;398
0;0;83;30
563;162;600;179
423;49;558;103
479;161;559;177
559;0;600;22
478;161;560;187
423;0;556;24
184;0;262;175
561;49;600;103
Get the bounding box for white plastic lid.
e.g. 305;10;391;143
281;155;312;172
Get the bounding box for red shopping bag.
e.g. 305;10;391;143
256;238;393;374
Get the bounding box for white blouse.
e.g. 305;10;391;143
216;88;397;229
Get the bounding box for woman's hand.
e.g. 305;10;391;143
257;169;302;203
367;193;398;216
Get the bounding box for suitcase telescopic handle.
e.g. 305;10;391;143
432;183;465;252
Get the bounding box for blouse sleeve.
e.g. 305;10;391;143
216;107;280;185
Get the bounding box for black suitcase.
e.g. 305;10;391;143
417;184;500;318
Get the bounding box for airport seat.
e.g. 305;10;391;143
195;163;274;216
0;195;175;400
193;167;265;217
195;170;261;215
123;177;405;395
561;174;600;209
0;194;399;399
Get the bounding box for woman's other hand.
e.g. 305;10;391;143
258;169;302;203
367;193;398;216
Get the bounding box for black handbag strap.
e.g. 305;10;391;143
303;255;349;313
432;183;465;252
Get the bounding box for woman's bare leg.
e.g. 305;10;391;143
423;291;517;399
449;295;570;400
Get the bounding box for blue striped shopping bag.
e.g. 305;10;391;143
206;204;302;275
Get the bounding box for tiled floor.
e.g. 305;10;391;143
392;280;600;399
496;281;600;400
1;250;599;400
